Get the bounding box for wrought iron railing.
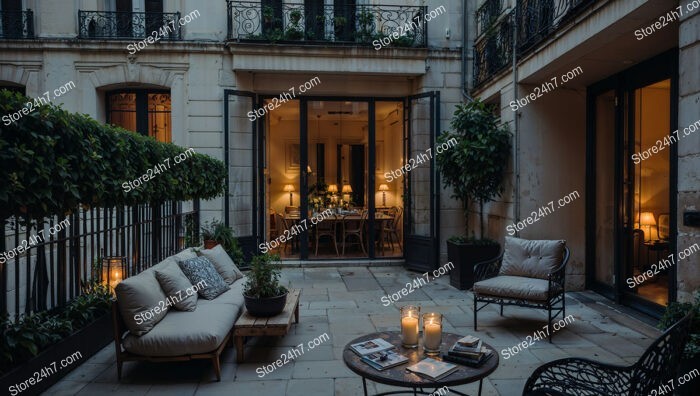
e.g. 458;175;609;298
0;9;34;39
476;0;503;38
0;201;199;319
227;1;427;47
473;16;513;88
78;10;182;40
516;0;595;56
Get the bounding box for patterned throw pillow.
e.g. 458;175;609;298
177;256;230;300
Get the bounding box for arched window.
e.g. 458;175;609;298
107;89;171;142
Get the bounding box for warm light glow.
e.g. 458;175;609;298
378;184;389;191
327;184;338;193
283;184;295;192
342;184;353;193
640;212;656;226
102;257;126;292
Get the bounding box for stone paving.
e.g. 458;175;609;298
46;266;660;395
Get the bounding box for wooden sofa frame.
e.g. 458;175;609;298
112;301;233;381
472;247;570;342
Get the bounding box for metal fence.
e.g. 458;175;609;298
0;9;34;39
78;10;182;40
227;0;427;47
0;200;199;319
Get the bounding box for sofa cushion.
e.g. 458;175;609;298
473;275;560;301
172;248;197;263
199;244;243;284
155;261;198;311
499;237;565;280
122;304;237;356
178;256;230;300
115;271;170;336
198;276;246;313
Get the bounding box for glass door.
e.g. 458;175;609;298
404;92;440;272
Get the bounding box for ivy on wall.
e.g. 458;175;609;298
0;90;226;220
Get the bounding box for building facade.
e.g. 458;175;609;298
470;0;700;315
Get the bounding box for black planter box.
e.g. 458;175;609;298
448;241;500;290
0;313;113;396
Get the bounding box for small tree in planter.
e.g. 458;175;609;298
436;99;511;289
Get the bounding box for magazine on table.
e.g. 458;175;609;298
361;350;409;371
405;358;459;381
350;338;395;356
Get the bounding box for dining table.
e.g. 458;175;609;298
283;210;394;255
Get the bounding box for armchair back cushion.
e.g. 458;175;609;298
500;237;565;280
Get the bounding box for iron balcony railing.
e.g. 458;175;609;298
472;0;596;88
516;0;596;56
473;16;513;88
78;10;182;40
0;9;34;39
476;0;503;38
227;1;427;48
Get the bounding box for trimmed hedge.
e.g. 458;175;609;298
0;90;226;220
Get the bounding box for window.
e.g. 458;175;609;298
107;90;171;142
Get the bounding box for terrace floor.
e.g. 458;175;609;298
46;266;660;395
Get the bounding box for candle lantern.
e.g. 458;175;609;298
101;256;127;292
422;312;443;354
400;305;420;348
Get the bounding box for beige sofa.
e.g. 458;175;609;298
112;247;245;381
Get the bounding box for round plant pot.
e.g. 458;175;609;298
244;292;288;317
203;240;218;249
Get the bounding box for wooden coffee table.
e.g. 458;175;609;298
343;332;498;396
234;289;301;363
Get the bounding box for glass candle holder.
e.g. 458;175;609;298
422;313;442;354
400;305;420;348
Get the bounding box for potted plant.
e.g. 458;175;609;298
243;253;288;317
355;8;375;43
657;291;700;396
284;9;304;40
436;99;511;289
201;220;219;249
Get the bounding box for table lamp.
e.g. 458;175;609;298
378;184;389;206
640;212;656;241
283;184;295;206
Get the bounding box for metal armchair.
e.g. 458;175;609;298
522;312;694;395
473;241;570;342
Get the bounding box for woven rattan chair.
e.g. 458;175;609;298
522;312;694;396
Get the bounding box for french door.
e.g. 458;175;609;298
586;50;678;315
404;92;440;272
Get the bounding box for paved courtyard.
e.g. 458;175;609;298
46;266;660;395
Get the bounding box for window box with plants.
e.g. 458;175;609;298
0;282;113;395
436;99;511;290
657;291;700;396
242;253;288;317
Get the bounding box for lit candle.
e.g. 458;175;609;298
422;313;442;354
401;316;419;345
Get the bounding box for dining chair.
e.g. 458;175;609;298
382;206;403;252
341;210;367;255
274;212;291;253
269;209;278;241
315;214;338;256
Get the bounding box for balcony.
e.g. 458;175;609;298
227;1;427;48
472;0;596;88
0;9;34;39
78;10;182;40
515;0;595;56
473;17;513;89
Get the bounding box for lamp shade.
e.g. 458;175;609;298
640;212;656;226
283;184;295;192
327;184;338;193
342;184;353;193
378;184;389;191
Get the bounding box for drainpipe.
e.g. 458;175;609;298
462;0;473;102
511;9;520;235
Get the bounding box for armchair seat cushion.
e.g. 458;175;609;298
473;275;561;301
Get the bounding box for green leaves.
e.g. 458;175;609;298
436;99;512;239
0;89;226;221
243;253;286;299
